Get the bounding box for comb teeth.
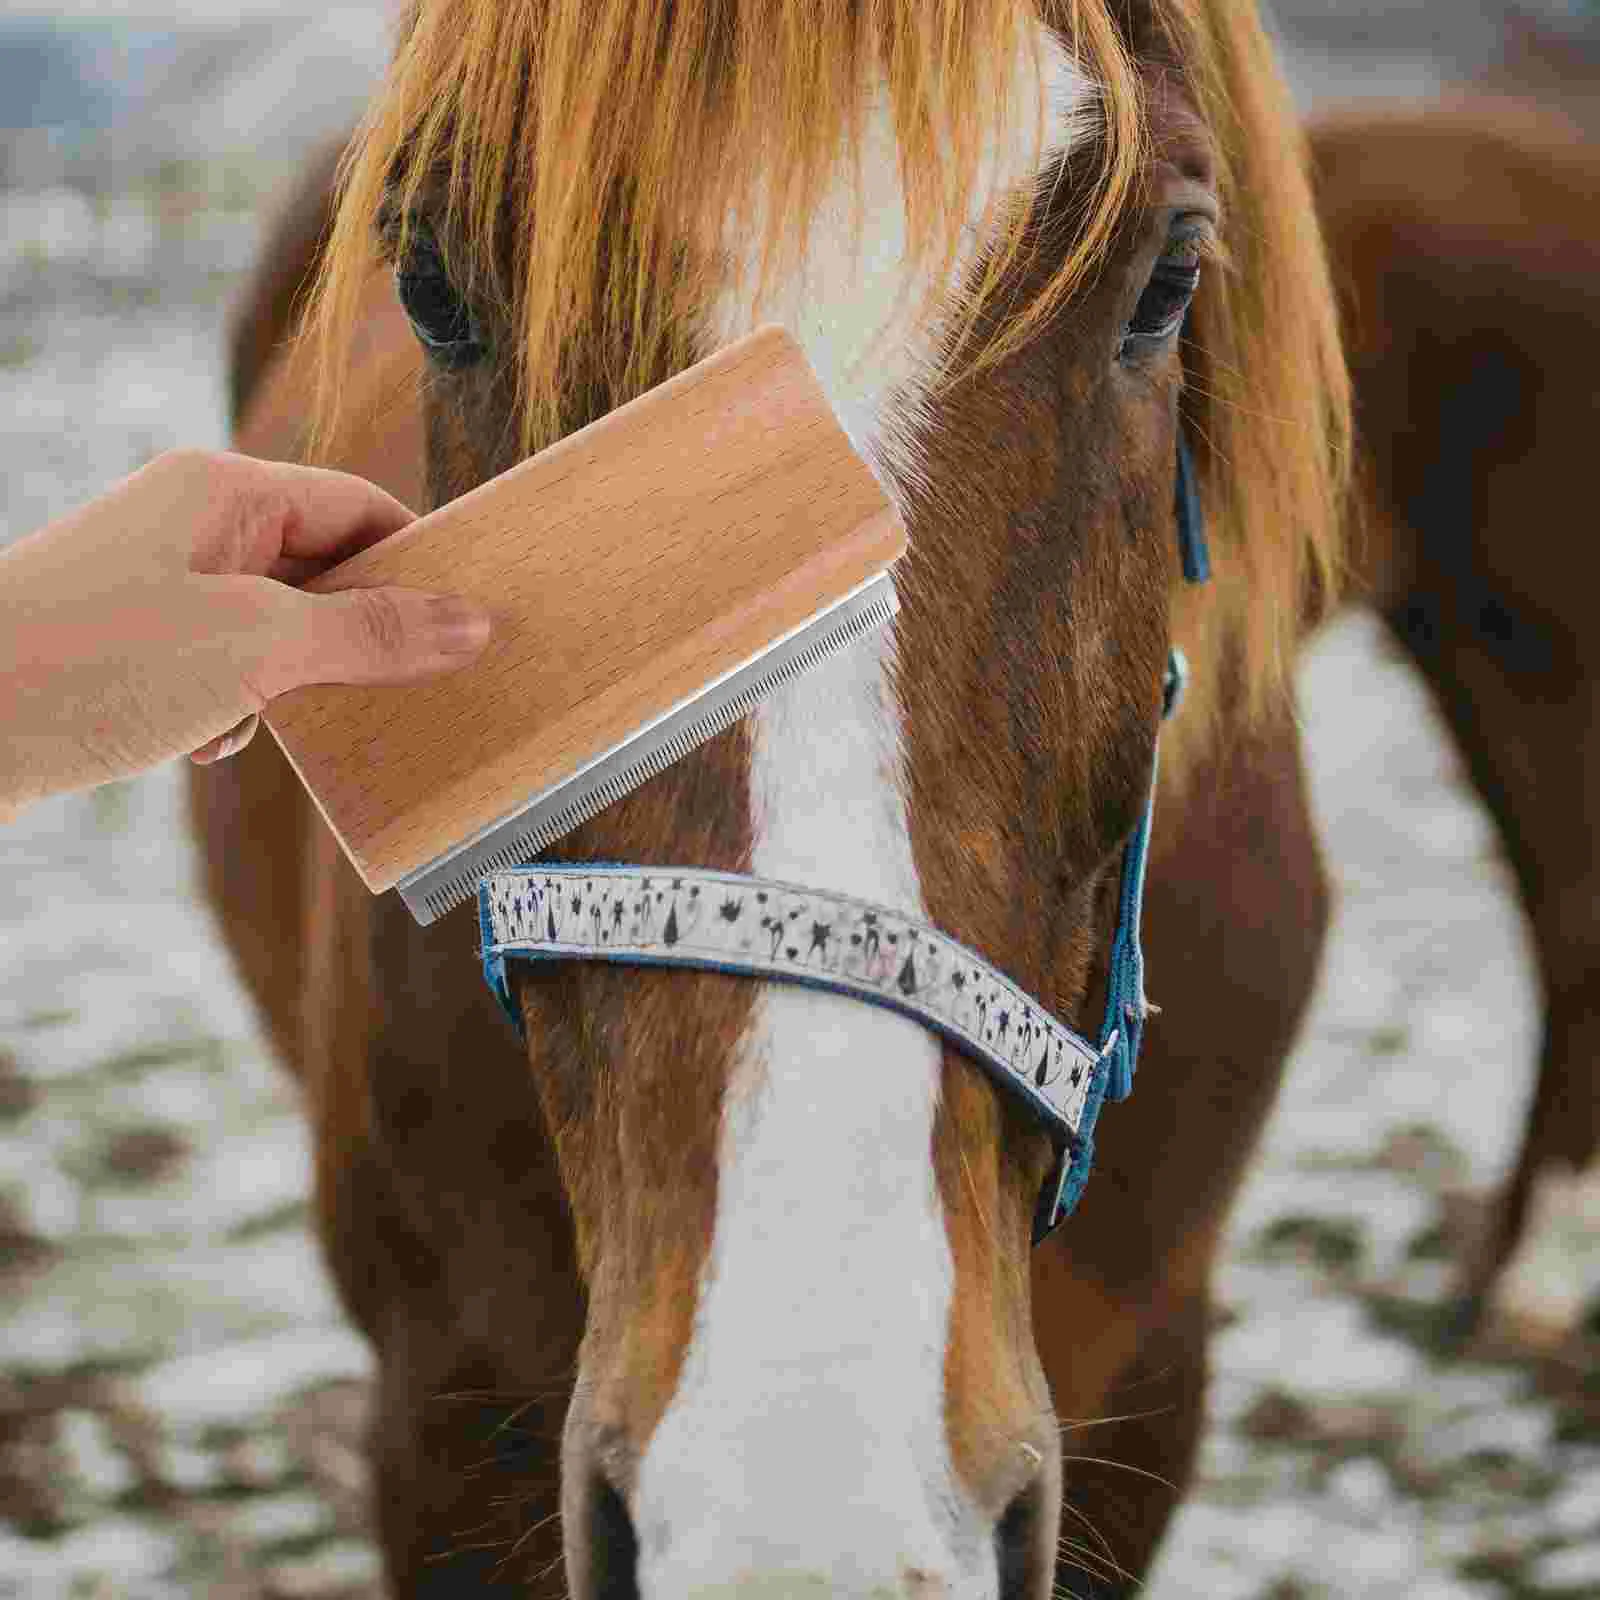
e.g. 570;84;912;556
401;571;899;926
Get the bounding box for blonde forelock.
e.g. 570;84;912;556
305;0;1347;759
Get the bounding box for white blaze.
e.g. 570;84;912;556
633;26;1093;1600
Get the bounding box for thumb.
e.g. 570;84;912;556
271;586;493;694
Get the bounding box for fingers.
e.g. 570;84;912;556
185;451;417;581
317;587;492;683
189;713;260;766
247;583;493;702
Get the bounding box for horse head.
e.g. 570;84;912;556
300;3;1346;1595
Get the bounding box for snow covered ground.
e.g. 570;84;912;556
2;4;1598;1597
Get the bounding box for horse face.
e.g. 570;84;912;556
376;12;1217;1600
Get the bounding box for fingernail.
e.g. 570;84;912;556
216;714;257;761
428;597;492;653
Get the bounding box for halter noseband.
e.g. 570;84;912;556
478;433;1210;1244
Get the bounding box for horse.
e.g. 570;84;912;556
1308;91;1600;1348
191;1;1351;1593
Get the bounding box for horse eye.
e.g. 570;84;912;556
394;231;488;370
1119;227;1205;360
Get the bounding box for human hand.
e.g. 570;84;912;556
0;449;492;816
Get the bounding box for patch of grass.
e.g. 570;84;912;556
197;1423;252;1454
218;1449;307;1497
106;280;162;311
227;1200;309;1244
1461;1453;1559;1500
0;1050;38;1123
185;1476;274;1506
58;1355;151;1388
1362;1290;1473;1357
1367;1025;1410;1056
1237;1389;1315;1445
17;1009;77;1031
5;1510;73;1541
4;1355;149;1407
1251;1214;1364;1274
110;1477;180;1517
1552;1368;1600;1446
0;1203;59;1279
1259;1580;1324;1600
1375;1123;1469;1184
1405;1223;1452;1262
88;1126;189;1188
98;1038;222;1079
252;1528;339;1563
199;267;244;305
1459;1547;1543;1599
218;163;266;214
0;335;37;368
153;158;210;210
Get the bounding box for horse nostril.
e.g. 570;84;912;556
589;1472;640;1600
995;1482;1038;1600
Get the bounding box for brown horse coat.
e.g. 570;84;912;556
198;136;1331;1600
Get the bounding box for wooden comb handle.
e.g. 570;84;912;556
265;324;906;896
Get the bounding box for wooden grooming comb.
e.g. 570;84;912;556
263;324;907;925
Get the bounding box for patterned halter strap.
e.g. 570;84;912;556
477;433;1210;1243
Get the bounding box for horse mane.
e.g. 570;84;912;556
1154;0;1350;763
306;0;1347;757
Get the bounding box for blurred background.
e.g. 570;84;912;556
1;3;1597;1597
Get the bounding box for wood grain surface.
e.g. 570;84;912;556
263;325;907;895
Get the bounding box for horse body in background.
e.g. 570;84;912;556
1309;81;1600;1344
184;0;1600;1593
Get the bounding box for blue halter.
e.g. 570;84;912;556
477;431;1211;1245
1039;430;1208;1234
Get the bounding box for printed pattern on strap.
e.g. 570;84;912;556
471;440;1204;1243
478;864;1109;1145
